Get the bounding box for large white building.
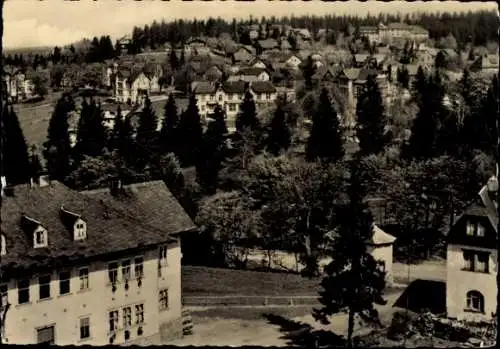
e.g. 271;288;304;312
359;23;429;44
446;176;498;322
0;178;196;345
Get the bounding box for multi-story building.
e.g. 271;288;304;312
226;67;271;83
0;178;196;345
191;80;279;131
113;63;163;105
446;175;498;322
360;23;429;45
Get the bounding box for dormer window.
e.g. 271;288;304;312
60;206;87;241
466;222;475;236
476;223;485;237
21;215;48;248
36;230;45;245
466;221;486;238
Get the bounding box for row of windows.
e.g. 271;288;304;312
201;93;273;102
109;304;145;333
5;267;90;305
466;221;485;237
108;257;143;285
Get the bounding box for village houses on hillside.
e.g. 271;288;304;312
0;177;196;345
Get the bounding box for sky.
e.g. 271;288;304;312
3;0;498;49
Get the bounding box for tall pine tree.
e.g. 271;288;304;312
356;75;387;156
313;161;386;348
135;97;159;168
306;88;344;162
266;102;292;156
1;105;31;184
302;55;316;91
160;93;180;154
75;99;107;160
235;90;261;134
43;94;74;180
177;94;203;167
196;105;228;194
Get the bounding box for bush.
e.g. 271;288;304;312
387;311;416;341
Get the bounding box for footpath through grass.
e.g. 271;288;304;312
182;265;322;297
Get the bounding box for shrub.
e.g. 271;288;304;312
387;310;416;341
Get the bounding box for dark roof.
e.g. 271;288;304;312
192;81;217;94
250;81;276;93
222;81;247;94
1;181;196;274
258;39;279;50
356;68;379;82
237;67;268;76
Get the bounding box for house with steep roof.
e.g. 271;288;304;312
256;39;279;53
469;54;499;77
232;46;256;64
113;63;163;105
0;178;196;345
446;175;498;322
227;67;271;83
191;80;278;131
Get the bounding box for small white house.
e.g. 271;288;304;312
366;225;397;286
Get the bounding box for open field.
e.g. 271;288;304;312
182;265;322;297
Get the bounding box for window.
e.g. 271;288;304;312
201;105;206;111
18;279;30;304
59;270;71;295
35;230;45;245
124;330;131;341
266;93;271;100
80;317;90;340
123;306;132;328
477;223;485;237
159;246;168;265
108;262;118;284
229;104;236;112
218;94;223;102
466;222;475;236
1;284;7;309
134;257;144;279
462;250;489;273
159;289;169;311
79;268;89;290
229;94;233;101
37;326;55;344
466;291;484;313
210;95;214;101
39;275;51;300
135;304;144;324
122;260;131;282
109;310;119;332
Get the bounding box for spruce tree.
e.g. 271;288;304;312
411;66;427;103
266;102;292;156
1;105;31;184
235;90;261;134
28;145;43;179
356;75;387;156
43;94;74;180
160;93;179;154
404;71;445;160
313;162;386;348
480;75;499;155
306;88;344;162
302;55;316;91
177;94;203;167
397;66;410;89
170;48;179;71
75;99;107;159
111;106;124;150
136;97;159;168
196;105;228;194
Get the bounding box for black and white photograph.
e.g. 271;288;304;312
0;0;498;347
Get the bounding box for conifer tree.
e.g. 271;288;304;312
266;102;291;156
177;94;203;167
302;55;316;91
356;75;387;156
170;48;179;71
136;97;159;168
479;75;499;155
1;105;31;184
404;71;445;159
313;162;386;348
196;105;228;194
306;88;344;162
75;99;107;159
28;145;43;180
43;94;74;180
411;66;427;102
160;94;179;154
397;66;410;89
235;90;261;134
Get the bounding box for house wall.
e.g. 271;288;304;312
446;244;497;321
2;240;183;346
131;74;151;105
367;244;394;285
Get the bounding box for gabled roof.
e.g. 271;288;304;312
237;67;268;76
1;181;195;274
368;225;397;246
258;39;279;50
222;80;247;94
250;81;276;93
192;81;217;94
354;54;370;63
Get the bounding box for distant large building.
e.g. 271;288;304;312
360;23;429;44
446;176;498;322
0;178;196;345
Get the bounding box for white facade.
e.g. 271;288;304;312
1;241;183;345
446;243;497;321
